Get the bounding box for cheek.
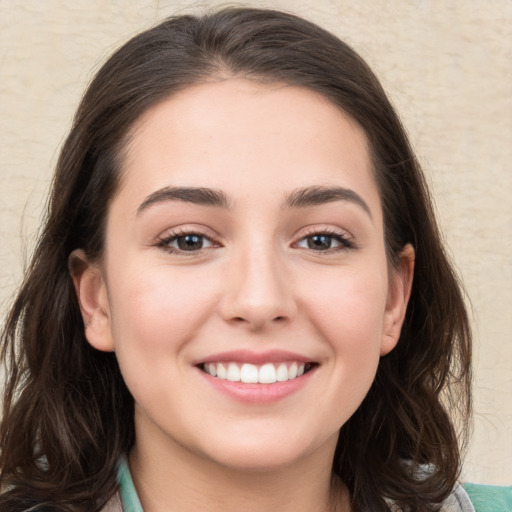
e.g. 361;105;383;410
302;267;388;357
106;260;219;352
105;261;221;410
302;269;388;423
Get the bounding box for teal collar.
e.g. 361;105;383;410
117;457;144;512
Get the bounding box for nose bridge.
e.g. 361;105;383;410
221;238;296;329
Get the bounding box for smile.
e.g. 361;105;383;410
200;362;315;384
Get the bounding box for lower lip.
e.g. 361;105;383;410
197;367;316;403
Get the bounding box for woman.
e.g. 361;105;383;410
0;7;488;512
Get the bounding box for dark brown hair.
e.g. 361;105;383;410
0;8;471;512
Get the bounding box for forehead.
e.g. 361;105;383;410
115;79;381;220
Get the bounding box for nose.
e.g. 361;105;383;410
219;245;297;332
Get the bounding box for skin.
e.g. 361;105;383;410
72;79;414;512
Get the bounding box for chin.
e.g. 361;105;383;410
195;429;337;474
207;447;308;473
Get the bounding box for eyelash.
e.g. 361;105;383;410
294;228;355;253
156;228;219;255
156;228;355;255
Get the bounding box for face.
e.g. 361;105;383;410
73;79;413;473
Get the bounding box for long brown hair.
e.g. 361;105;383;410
0;8;471;511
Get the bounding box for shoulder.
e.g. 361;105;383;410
400;461;511;512
441;483;476;512
100;492;123;512
441;482;512;512
462;483;512;512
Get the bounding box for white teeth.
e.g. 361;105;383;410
276;363;289;382
240;363;259;383
227;363;240;381
216;363;227;380
203;361;312;383
288;362;298;379
259;363;277;384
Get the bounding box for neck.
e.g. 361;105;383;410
129;421;349;512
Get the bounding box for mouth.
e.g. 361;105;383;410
198;361;317;384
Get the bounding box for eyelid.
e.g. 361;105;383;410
292;225;356;251
156;225;222;255
153;224;355;255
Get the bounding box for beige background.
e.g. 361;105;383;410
0;0;510;485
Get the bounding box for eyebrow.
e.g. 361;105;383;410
137;186;230;214
137;184;371;219
284;185;372;218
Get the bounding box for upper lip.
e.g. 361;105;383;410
193;350;315;366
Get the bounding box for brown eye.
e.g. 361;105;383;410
295;232;353;252
176;234;204;251
307;235;333;250
158;232;217;253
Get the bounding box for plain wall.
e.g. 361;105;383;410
0;0;511;485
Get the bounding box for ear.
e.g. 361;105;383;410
69;249;115;352
381;244;415;356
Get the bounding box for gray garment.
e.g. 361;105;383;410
441;483;476;512
101;493;122;512
384;483;476;512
